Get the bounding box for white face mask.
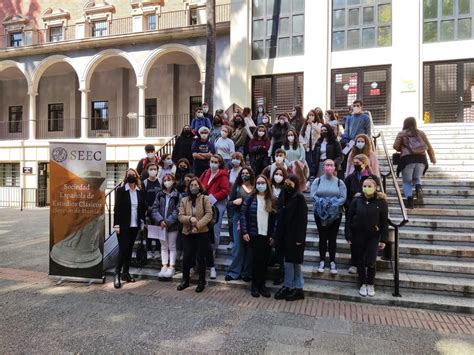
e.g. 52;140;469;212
258;107;263;113
356;142;365;150
148;170;157;178
200;133;209;140
163;180;173;189
197;113;204;118
203;107;209;113
262;118;269;123
308;116;314;122
147;153;155;159
291;111;296;117
221;130;228;138
287;135;295;142
353;107;361;114
257;131;265;137
273;175;283;184
275;156;284;164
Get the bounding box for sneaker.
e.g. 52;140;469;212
348;266;358;274
165;267;175;278
285;288;305;301
330;262;338;275
317;261;325;273
367;284;375;297
210;267;217;279
359;284;368;297
158;266;168;278
190;267;195;276
274;286;290;300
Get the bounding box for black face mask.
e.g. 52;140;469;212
320;132;328;139
285;184;295;194
354;165;363;172
127;175;137;184
183;129;192;136
242;175;250;181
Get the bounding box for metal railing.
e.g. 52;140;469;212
88;116;138;138
0;4;230;50
0;120;29;140
144;114;189;137
373;131;409;298
0;187;48;209
37;118;81;139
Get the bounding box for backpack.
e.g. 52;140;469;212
406;133;427;155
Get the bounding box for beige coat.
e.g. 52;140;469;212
393;129;436;164
178;194;213;235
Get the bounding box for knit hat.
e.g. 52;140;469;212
198;126;209;134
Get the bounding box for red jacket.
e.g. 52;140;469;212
200;168;230;202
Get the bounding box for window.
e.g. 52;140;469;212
252;73;304;120
9;106;23;133
145;98;157;129
423;0;473;42
92;21;108;37
252;0;305;59
48;104;64;132
106;163;128;189
331;66;391;125
332;0;392;51
91;101;109;131
0;163;20;187
49;27;63;42
10;32;22;47
147;14;157;30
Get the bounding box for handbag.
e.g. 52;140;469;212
392;152;401;165
201;196;220;230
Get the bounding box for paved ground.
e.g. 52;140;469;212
0;208;473;354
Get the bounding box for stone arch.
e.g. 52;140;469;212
31;55;80;93
139;44;205;87
0;60;33;92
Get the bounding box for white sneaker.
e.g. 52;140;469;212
367;284;375;297
165;267;175;278
317;261;325;273
330;262;338;275
158;266;168;278
348;266;358;274
190;267;195;276
210;267;217;279
359;284;367;297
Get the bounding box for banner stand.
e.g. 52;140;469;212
49;276;105;286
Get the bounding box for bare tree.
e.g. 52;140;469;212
204;0;216;113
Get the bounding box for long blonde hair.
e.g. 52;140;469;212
353;154;373;174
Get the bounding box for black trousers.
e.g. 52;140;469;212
115;227;139;273
352;232;379;285
250;234;271;289
182;232;210;282
315;215;342;263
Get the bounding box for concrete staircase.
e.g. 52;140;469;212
108;123;474;313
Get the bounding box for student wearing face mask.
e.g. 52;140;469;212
240;175;277;298
201;102;213;121
311;160;347;275
172;126;194;166
325;110;341;137
345;134;380;177
249;125;271;175
191;107;212;135
262;148;288;180
177;178;214;293
255;104;266;125
113;169;146;289
269;113;291;159
299;110;321;177
312;124;343;177
137;144;158;181
260;113;273;131
151;174;181;279
143;162;161;260
274;175;308;301
231;114;247;154
209;114;224;143
157;153;177;184
226;152;245;250
200;154;230;279
214;125;235;167
175;158;191;194
289;106;305;135
226;167;255;282
192;126;215;178
283;129;305;162
345;178;388;297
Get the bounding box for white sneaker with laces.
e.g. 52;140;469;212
348;266;358;274
367;284;375;297
317;261;325;273
359;284;368;297
210;267;217;279
165;267;175;278
330;262;338;275
158;266;168;278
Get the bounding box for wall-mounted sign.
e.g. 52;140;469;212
401;80;416;93
22;167;33;174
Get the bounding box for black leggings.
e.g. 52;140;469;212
352;232;379;285
182;232;210;282
115;227;139;273
250;234;271;289
315;215;342;263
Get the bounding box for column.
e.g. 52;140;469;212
200;79;206;102
28;91;37;141
137;85;146;138
80;88;90;139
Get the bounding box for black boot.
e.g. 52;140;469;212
177;279;190;291
415;184;424;205
114;273;121;289
122;272;135;283
404;196;414;209
285;288;305;301
274;286;290;300
251;285;260;298
195;280;206;293
259;285;271;298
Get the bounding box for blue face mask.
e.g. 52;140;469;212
356;142;365;150
231;159;241;167
210;162;219;171
166;159;173;166
256;183;267;193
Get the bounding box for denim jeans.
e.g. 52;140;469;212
305;150;314;177
227;211;252;279
401;163;424;197
284;262;304;289
211;199;227;250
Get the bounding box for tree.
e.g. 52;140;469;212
204;0;216;113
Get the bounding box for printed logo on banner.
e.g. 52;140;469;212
52;147;68;163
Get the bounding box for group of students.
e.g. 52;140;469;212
112;100;436;299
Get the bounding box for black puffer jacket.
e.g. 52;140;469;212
345;193;389;243
240;194;276;239
150;189;181;232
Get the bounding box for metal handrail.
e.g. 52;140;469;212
373;130;409;297
157;134;178;157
